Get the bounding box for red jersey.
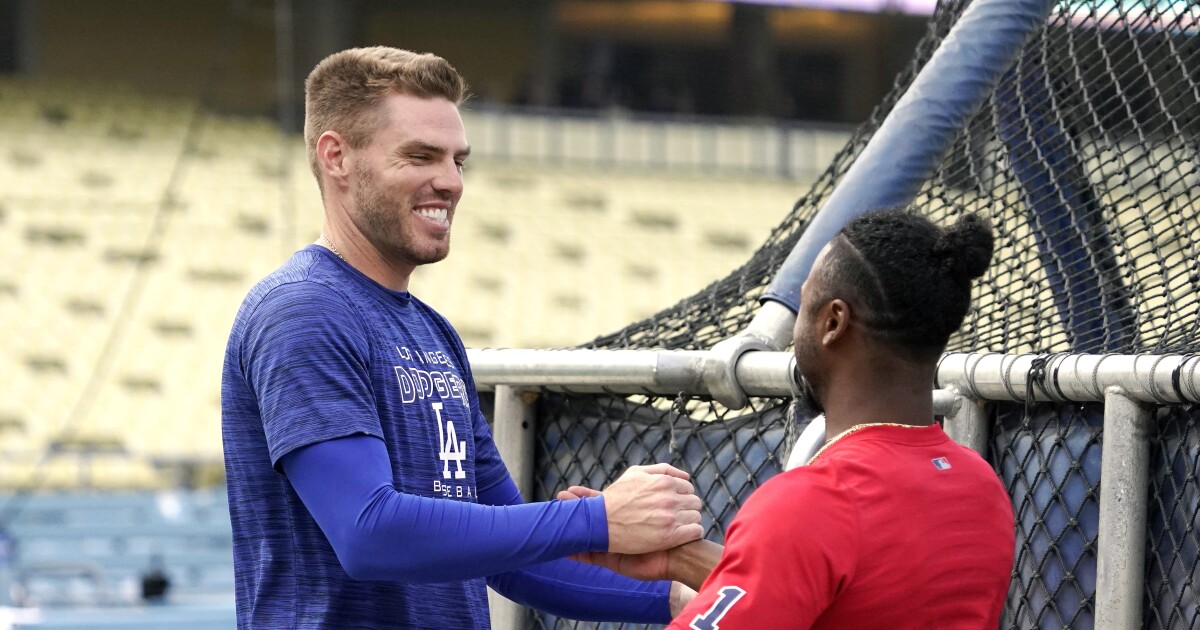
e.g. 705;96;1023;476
669;423;1014;630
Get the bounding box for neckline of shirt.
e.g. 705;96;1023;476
305;244;413;306
806;422;945;466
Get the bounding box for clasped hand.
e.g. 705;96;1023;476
559;463;702;569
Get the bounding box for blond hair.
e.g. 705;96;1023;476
303;47;467;188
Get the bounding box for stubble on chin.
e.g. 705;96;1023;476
793;374;824;420
355;186;452;266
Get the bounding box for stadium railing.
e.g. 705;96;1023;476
460;105;851;180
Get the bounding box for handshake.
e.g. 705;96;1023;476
556;463;724;605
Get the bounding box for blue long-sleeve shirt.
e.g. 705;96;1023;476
222;246;669;628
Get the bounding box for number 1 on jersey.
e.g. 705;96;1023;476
689;586;747;630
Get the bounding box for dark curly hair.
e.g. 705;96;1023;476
810;207;995;362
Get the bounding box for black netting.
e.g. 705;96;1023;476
590;4;1200;356
1146;406;1200;630
528;394;800;630
529;1;1199;627
533;394;799;540
995;402;1102;629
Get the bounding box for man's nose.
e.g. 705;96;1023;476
432;159;463;197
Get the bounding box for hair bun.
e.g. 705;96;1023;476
934;213;995;283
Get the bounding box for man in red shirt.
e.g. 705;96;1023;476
568;208;1016;629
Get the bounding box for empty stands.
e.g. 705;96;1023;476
0;77;814;489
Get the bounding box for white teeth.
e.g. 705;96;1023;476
417;207;449;226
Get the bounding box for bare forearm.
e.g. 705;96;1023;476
668;539;724;591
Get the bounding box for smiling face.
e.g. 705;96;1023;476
348;91;470;270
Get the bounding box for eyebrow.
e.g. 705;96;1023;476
398;141;471;158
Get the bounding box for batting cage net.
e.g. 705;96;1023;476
521;1;1200;628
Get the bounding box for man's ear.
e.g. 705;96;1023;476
315;131;350;189
820;298;852;347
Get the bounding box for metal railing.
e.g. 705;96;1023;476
471;348;1194;630
459;105;852;180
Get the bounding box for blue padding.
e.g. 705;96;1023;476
995;59;1137;352
762;0;1056;312
994;402;1101;630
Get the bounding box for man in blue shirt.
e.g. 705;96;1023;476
221;47;703;629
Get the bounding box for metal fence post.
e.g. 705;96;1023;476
490;385;538;498
942;386;990;457
487;385;538;630
1096;386;1153;630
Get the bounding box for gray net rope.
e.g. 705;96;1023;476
522;1;1200;627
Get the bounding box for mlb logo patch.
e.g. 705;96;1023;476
931;457;952;470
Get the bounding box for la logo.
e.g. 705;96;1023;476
433;402;467;479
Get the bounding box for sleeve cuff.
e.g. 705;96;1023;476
584;494;609;551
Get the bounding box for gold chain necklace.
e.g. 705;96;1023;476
318;234;346;262
804;422;927;466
